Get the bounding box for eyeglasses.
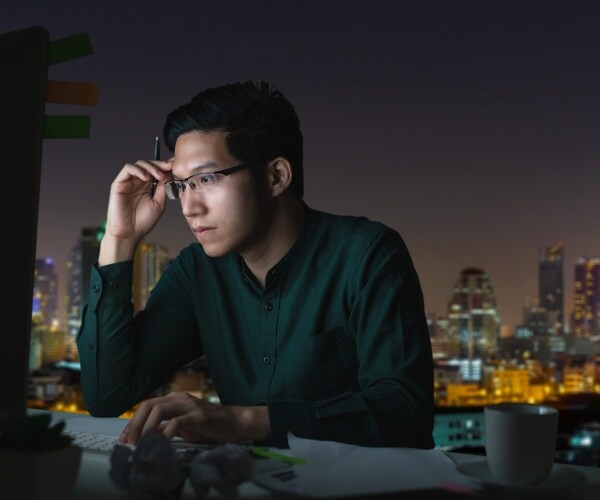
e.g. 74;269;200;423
164;163;252;200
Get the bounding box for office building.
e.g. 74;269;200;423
521;296;552;337
133;242;170;312
66;224;105;335
572;256;600;338
32;257;58;328
447;267;501;379
30;322;73;368
538;243;565;334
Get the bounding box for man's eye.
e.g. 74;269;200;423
199;174;213;184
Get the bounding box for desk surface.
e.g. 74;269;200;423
35;410;600;499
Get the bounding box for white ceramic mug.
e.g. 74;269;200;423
484;403;558;486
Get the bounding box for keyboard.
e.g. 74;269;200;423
65;430;130;454
64;429;238;456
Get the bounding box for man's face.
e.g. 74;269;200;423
171;130;266;258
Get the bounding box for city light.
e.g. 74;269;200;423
28;238;600;421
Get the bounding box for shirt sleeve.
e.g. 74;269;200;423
76;259;203;416
266;229;435;449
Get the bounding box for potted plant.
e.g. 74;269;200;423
0;413;82;499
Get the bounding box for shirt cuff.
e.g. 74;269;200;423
265;400;321;448
87;260;134;310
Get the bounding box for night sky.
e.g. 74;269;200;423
4;1;600;328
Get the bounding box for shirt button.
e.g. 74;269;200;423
92;284;100;293
263;356;271;364
88;342;94;350
109;281;118;289
264;302;273;312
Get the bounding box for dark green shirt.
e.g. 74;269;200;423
77;206;434;448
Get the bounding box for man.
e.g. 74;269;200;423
77;80;434;449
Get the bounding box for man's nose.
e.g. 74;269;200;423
180;188;208;217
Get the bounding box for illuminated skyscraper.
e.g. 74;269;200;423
572;256;600;337
538;243;564;334
66;223;105;335
32;257;58;328
133;242;170;312
521;296;552;337
447;267;501;379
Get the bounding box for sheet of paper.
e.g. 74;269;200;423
287;434;476;498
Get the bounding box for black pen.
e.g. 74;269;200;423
151;136;160;195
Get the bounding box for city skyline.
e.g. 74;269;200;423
4;1;600;328
37;228;595;333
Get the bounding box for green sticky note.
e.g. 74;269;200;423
249;445;308;465
43;115;91;138
48;32;93;65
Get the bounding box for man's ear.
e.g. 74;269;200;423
266;157;293;197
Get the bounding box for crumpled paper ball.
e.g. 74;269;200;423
188;444;254;499
108;431;255;499
109;430;185;499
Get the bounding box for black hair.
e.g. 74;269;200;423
163;80;304;198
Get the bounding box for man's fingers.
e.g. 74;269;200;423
162;413;212;443
120;392;213;444
161;415;186;441
140;402;174;438
114;160;170;188
121;396;163;444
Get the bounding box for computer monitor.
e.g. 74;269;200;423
0;26;48;424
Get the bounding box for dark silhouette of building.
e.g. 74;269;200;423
539;243;565;334
66;224;105;335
